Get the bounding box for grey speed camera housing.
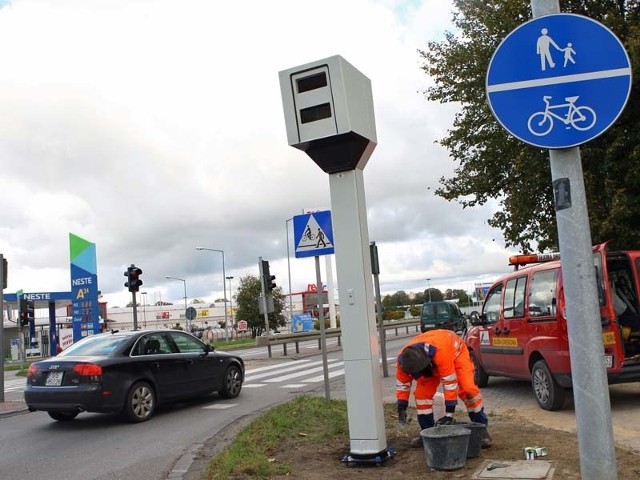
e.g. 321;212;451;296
279;55;377;173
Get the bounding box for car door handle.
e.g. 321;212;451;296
494;327;501;335
186;359;194;365
502;327;510;334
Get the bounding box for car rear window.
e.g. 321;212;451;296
59;335;129;357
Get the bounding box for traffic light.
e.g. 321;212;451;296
262;260;276;292
26;300;35;323
124;264;143;293
19;298;29;327
2;257;7;289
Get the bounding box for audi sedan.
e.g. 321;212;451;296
24;329;244;423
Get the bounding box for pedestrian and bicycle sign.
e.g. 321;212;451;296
293;210;334;258
486;14;631;149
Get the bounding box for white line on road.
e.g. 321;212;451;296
244;358;339;382
202;403;238;410
263;361;345;383
303;368;345;383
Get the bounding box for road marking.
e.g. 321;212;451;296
203;403;238;410
262;361;345;383
303;368;345;383
244;358;339;382
245;359;312;374
3;378;25;393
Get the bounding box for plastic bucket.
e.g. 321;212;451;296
457;422;486;458
420;425;470;470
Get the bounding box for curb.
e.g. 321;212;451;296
0;402;29;419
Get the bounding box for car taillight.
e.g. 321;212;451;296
73;364;103;377
27;364;39;377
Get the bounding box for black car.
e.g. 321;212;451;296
24;329;244;423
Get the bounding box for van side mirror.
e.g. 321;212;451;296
469;311;483;326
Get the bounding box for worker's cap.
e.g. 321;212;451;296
399;344;431;374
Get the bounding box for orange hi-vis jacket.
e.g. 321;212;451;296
396;329;483;416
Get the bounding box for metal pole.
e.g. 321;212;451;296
427;278;432;302
196;248;228;341
286;218;294;321
530;2;616;478
259;256;272;358
550;146;617;479
182;280;188;330
132;291;138;330
221;252;228;342
142;292;147;328
226;276;234;331
0;254;5;402
371;242;388;378
166;276;188;329
315;255;330;400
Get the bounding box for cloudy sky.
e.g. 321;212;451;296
0;0;518;309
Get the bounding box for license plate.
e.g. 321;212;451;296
604;355;613;369
46;371;64;386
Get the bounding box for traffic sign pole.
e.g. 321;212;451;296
132;291;138;330
531;1;617;478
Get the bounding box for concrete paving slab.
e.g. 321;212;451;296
472;459;554;479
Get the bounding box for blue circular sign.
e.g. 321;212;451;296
486;14;631;149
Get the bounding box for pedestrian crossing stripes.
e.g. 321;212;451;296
3;357;395;396
244;358;345;388
243;357;394;389
3;378;25;393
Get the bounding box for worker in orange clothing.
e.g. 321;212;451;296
396;329;491;448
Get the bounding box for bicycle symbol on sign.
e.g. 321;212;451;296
527;95;597;136
303;226;315;242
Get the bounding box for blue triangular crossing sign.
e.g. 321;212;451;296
293;211;335;258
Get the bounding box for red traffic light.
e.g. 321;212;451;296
124;264;143;292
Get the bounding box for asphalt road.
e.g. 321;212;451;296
0;337;359;480
3;332;639;480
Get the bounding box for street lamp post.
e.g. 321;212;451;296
226;276;234;330
165;276;188;329
196;247;228;342
426;278;432;303
141;292;148;329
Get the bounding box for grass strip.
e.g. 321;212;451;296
204;395;349;479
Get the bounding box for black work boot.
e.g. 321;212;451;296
410;436;423;448
481;429;493;448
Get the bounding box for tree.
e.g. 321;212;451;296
450;289;472;307
424;288;444;302
420;0;640;252
234;275;286;337
413;291;427;305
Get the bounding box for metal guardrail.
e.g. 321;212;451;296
255;318;421;356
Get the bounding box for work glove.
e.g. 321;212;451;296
397;405;408;425
435;416;455;426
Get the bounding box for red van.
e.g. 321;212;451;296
465;242;640;410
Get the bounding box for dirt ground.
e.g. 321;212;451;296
266;408;640;480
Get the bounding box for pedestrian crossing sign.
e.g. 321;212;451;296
293;210;335;258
